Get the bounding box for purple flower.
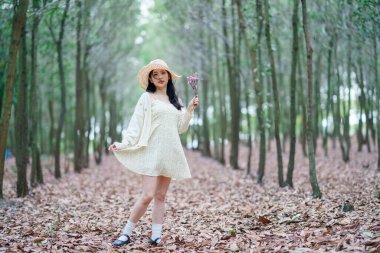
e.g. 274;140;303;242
186;72;201;95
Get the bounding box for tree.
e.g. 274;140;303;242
301;0;321;198
15;22;29;197
264;0;284;187
286;0;299;188
222;0;240;170
30;0;44;187
74;0;85;173
47;0;70;178
0;0;29;199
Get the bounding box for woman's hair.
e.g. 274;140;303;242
146;71;184;110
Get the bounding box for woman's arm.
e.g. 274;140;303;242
178;109;193;134
177;95;198;134
111;93;147;150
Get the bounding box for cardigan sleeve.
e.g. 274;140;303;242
177;108;193;134
114;93;148;150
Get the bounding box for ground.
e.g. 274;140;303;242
1;141;379;252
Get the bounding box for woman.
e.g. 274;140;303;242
109;59;199;246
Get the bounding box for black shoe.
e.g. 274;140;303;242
112;234;131;247
148;237;161;246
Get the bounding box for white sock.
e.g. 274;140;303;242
118;220;136;241
151;223;162;242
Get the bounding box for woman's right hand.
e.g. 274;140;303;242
108;143;117;152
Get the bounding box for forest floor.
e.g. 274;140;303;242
1;140;380;252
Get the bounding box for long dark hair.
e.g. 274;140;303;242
146;71;183;110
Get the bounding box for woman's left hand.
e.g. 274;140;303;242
188;95;199;113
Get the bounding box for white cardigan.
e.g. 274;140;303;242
114;92;192;151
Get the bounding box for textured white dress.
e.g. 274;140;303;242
113;92;193;180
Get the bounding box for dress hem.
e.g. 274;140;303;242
119;163;192;181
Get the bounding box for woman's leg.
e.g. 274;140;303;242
129;175;158;223
151;176;171;242
114;175;158;245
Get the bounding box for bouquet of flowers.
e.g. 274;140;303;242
186;72;201;96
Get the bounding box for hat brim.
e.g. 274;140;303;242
137;63;181;90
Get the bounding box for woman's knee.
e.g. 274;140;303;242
154;192;166;203
141;193;154;205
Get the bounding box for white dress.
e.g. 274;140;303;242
113;92;193;180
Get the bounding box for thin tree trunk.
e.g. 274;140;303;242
83;0;92;168
51;0;70;178
335;39;349;162
286;0;299;188
30;0;43;187
109;93;118;144
236;1;252;174
74;0;84;173
0;0;29;199
355;62;365;152
301;0;321;198
342;30;352;162
211;36;220;161
323;36;334;156
223;0;240;170
95;75;106;164
83;45;91;168
256;0;266;184
298;41;307;157
15;24;29;197
201;28;211;157
215;40;226;165
264;0;284;187
374;36;380;170
48;99;55;155
314;53;322;151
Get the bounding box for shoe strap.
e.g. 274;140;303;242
152;237;161;243
121;234;131;241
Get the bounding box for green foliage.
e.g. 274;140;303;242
352;0;380;37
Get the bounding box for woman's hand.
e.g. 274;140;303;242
187;95;199;113
108;143;117;152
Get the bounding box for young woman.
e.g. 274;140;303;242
109;59;199;246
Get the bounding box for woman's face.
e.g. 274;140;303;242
149;69;170;90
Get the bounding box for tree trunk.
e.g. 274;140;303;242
374;36;380;170
83;0;92;168
95;75;106;164
264;0;284;187
0;0;29;199
211;36;220;161
334;40;349;162
48;99;55;156
255;0;266;184
223;0;240;170
53;0;70;178
301;0;322;198
83;45;91;168
74;0;84;173
15;24;29;198
323;35;334;156
314;53;322;151
286;0;299;188
109;92;118;144
342;30;352;162
355;61;365;152
30;0;44;187
201;28;211;157
215;39;226;165
298;41;307;157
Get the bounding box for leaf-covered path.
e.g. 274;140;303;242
1;144;379;252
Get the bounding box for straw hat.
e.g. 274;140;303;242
137;59;181;90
